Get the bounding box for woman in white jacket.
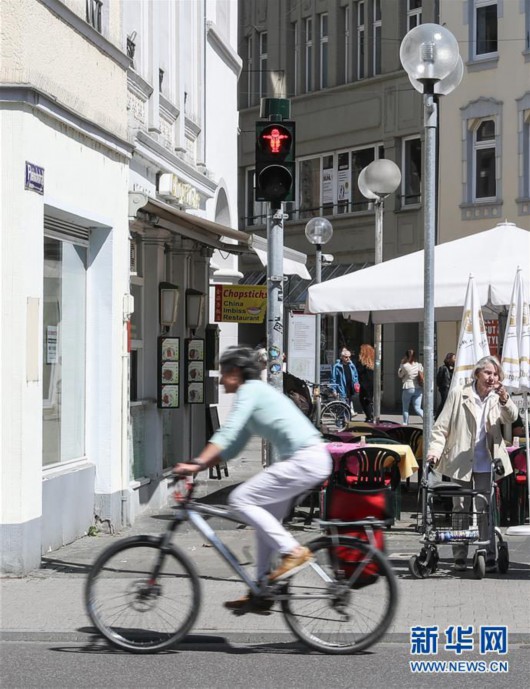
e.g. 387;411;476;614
426;356;518;573
398;349;424;425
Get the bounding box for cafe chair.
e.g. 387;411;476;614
511;450;528;525
346;426;394;441
365;437;402;445
331;446;402;523
382;425;423;489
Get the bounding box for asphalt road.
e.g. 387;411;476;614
2;639;529;689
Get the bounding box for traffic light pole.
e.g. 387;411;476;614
266;203;284;465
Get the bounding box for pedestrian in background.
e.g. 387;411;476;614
331;348;360;416
398;348;424;425
435;352;455;419
356;344;375;422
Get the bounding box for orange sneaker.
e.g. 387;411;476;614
268;547;313;581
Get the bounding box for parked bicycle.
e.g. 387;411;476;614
85;477;398;655
309;381;353;431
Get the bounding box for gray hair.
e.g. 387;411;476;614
473;355;505;381
219;346;261;381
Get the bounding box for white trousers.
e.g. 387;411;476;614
228;443;332;580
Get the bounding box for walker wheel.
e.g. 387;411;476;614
497;545;509;574
409;555;430;579
473;552;485;579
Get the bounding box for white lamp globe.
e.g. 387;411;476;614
400;23;460;84
305;217;333;245
358;167;379;200
408;55;464;95
363;159;402;196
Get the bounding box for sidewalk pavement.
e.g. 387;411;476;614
1;420;529;646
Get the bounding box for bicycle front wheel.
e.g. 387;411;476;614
320;401;352;431
281;536;398;654
85;535;201;653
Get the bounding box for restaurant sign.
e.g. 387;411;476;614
214;285;267;323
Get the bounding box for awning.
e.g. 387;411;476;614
129;192;310;278
249;234;311;280
129;192;251;250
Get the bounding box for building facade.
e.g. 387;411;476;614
0;0;245;574
237;0;439;406
436;0;530;357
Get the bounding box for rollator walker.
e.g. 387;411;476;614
409;458;509;579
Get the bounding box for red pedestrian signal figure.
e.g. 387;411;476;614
262;127;290;154
255;121;295;204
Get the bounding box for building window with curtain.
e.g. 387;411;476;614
401;137;422;206
259;31;268;99
319;13;328;89
373;0;381;75
357;1;365;79
43;236;87;466
407;0;422;31
305;17;313;92
473;119;497;200
473;0;498;59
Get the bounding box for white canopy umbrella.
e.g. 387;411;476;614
501;268;530;534
450;274;490;390
307;222;530;323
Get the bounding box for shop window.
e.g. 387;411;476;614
43;236;87;466
299;157;321;218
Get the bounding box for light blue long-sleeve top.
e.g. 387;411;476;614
210;380;322;461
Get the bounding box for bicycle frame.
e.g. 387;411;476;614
164;500;262;596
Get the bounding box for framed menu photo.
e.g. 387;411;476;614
185;338;205;404
157;336;180;409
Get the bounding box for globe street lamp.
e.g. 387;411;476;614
305;217;333;424
358;159;401;421
400;24;462;446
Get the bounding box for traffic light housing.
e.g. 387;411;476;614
255;120;295;204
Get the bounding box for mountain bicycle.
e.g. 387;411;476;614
85;477;398;655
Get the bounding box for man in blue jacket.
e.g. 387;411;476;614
331;348;360;414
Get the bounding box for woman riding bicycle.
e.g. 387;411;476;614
173;346;332;613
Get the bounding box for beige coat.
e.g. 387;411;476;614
428;383;518;481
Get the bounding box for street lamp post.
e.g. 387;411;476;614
305;217;334;425
400;24;462;447
358;159;401;421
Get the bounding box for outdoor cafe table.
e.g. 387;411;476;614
340;423;424;460
326;441;419;480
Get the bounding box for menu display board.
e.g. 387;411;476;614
185;338;205;404
157;337;180;409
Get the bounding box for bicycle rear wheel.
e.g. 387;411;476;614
85;535;200;653
320;401;352;432
281;535;397;654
